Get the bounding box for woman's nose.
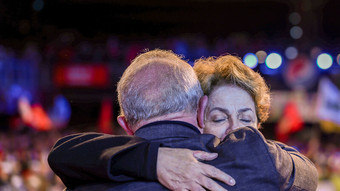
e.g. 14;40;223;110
230;116;241;131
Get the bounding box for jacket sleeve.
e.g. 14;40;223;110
220;126;318;191
266;140;318;191
246;126;318;191
48;133;160;189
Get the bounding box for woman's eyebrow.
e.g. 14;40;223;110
209;107;229;114
238;108;253;113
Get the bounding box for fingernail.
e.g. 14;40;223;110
193;151;202;158
229;179;235;185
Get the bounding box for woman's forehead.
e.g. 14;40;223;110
208;85;255;109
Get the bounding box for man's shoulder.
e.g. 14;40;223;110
152;133;219;152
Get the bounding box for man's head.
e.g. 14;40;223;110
117;49;204;134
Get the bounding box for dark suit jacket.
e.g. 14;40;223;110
48;121;318;191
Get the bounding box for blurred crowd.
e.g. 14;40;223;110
0;129;66;191
286;128;340;190
0;32;269;119
1;30;273;70
0;126;339;190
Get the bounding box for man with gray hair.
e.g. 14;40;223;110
116;49;203;134
49;49;317;191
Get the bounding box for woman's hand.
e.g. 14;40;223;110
157;147;235;191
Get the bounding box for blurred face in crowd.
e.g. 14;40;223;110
204;84;258;140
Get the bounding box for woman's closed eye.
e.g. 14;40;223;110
240;119;251;123
212;118;226;123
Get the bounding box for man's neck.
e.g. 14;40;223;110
132;111;202;134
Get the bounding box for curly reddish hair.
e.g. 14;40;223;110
193;55;271;124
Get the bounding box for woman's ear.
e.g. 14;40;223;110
197;95;208;130
117;115;134;135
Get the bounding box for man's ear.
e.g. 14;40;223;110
117;115;134;135
197;95;208;130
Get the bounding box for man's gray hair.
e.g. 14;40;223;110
117;49;203;127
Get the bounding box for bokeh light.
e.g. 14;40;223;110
289;12;301;25
265;53;282;69
243;53;258;69
310;47;322;59
255;50;267;64
290;26;303;39
259;62;279;75
317;53;333;70
33;0;44;11
337;54;340;65
285;46;298;60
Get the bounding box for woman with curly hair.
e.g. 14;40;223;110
193;55;271;140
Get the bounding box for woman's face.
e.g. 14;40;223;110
204;84;258;140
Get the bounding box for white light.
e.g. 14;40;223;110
255;50;267;64
285;46;298;60
289;12;301;25
243;53;258;69
290;26;303;39
317;53;333;70
265;53;282;69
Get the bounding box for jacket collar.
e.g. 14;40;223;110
135;120;201;140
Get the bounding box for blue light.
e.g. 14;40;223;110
259;63;279;75
33;0;44;11
243;53;258;69
285;46;298;60
317;53;333;70
265;53;282;69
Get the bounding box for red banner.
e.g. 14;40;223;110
54;64;109;87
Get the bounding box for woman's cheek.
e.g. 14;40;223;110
203;125;214;135
203;123;216;135
204;123;226;139
241;122;257;129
